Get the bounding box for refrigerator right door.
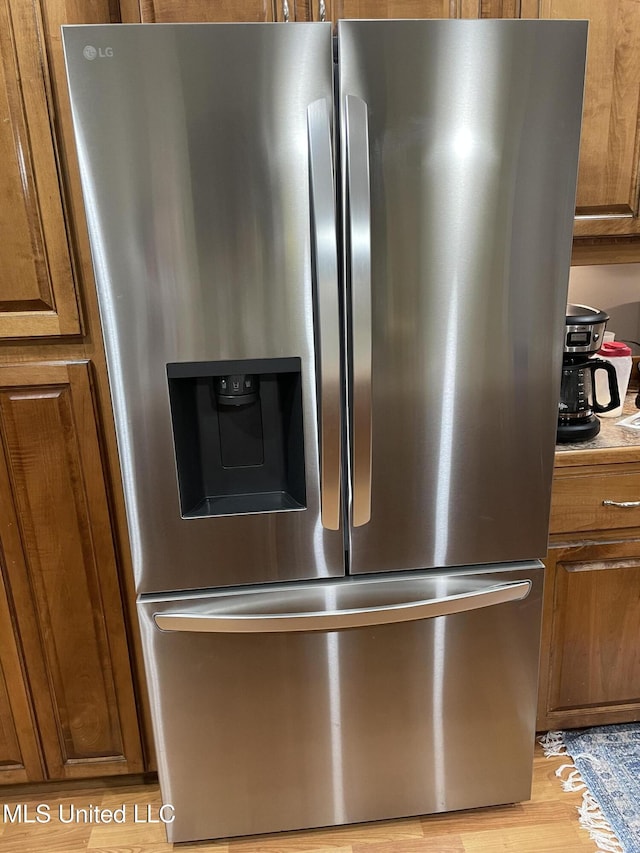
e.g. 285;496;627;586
339;20;587;574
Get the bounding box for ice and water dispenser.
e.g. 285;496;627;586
167;358;306;518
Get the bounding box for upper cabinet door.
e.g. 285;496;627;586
136;1;277;21
0;0;81;338
322;1;480;20
499;1;640;240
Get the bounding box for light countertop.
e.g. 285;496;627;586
555;389;640;466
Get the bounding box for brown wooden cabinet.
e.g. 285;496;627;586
522;1;640;244
0;562;44;784
0;0;81;338
304;0;536;20
480;0;640;259
0;0;150;783
128;0;483;24
538;458;640;730
0;362;143;781
135;0;278;21
539;539;640;731
319;0;479;20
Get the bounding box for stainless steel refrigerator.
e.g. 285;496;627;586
62;20;586;843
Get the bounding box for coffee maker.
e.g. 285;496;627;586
557;304;620;442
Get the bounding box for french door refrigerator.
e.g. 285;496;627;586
62;19;586;843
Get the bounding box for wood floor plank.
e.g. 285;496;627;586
179;845;230;852
229;847;353;853
87;815;169;848
352;837;465;852
0;793;94;852
420;800;578;832
82;849;174;853
0;823;93;853
227;819;424;852
460;826;589;852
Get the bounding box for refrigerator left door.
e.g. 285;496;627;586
62;23;344;594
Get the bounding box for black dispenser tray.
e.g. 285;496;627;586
184;491;304;519
167;358;306;519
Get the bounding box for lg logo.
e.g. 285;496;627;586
83;45;113;60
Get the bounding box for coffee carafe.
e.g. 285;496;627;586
557;304;620;443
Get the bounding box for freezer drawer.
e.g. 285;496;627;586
138;564;543;843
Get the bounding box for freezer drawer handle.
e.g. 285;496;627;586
345;94;372;528
602;500;640;508
308;98;341;531
153;580;531;634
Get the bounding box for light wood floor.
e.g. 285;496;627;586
0;746;599;853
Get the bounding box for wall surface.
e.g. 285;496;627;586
569;264;640;353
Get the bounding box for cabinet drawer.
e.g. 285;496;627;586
550;471;640;534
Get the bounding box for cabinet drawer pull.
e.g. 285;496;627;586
602;500;640;508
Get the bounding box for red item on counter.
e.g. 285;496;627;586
600;341;632;358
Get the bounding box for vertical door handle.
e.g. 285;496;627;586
319;0;327;21
308;98;341;531
282;0;290;22
345;95;372;528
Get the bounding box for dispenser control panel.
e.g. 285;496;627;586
214;374;259;406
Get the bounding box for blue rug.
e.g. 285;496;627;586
541;725;640;853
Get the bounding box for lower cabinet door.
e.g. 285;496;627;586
0;563;43;783
0;361;143;781
538;540;640;731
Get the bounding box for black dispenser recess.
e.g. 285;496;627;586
167;358;306;518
